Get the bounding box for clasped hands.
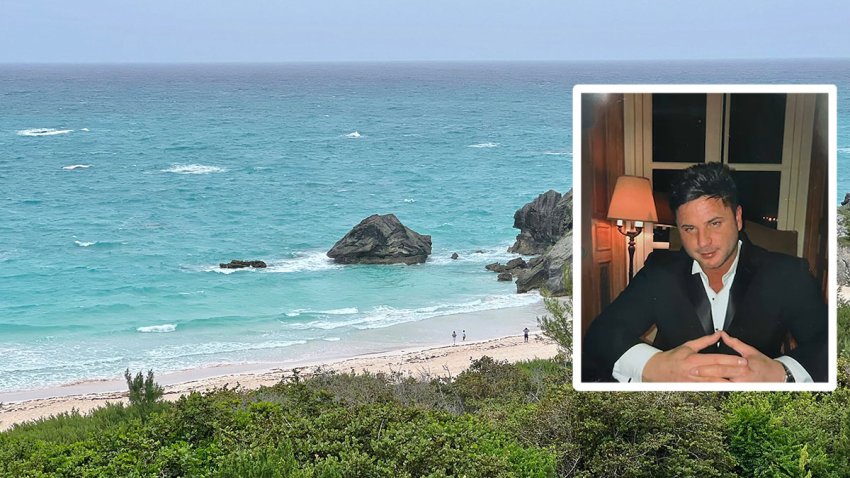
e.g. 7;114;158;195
642;330;786;382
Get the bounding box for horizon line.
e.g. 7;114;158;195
1;57;848;66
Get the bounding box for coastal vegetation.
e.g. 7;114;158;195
2;297;849;477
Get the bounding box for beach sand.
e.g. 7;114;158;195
0;302;562;431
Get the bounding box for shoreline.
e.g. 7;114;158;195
0;301;560;431
0;333;558;431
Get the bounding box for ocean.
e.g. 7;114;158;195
1;60;848;392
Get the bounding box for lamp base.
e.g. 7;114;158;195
616;222;644;280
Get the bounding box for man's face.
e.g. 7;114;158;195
675;196;743;273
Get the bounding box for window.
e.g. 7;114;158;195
625;92;818;256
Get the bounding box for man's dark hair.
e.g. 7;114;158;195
669;162;738;215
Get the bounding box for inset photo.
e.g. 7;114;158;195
572;85;837;391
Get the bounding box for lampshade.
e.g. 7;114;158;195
607;176;659;223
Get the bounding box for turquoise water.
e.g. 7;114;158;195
1;61;848;392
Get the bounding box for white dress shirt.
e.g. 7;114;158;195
612;241;812;383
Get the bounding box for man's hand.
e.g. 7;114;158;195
699;331;786;382
642;330;749;382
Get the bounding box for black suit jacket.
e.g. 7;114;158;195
582;237;828;382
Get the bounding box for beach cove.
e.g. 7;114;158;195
0;301;559;430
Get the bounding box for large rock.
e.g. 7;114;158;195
516;233;573;295
327;214;431;265
509;190;572;255
840;199;850;239
838;244;850;287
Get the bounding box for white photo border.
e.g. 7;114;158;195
571;84;838;392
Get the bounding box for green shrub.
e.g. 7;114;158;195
523;386;737;477
124;369;164;410
839;298;850;359
538;296;573;358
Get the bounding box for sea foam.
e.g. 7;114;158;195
264;251;343;274
145;339;307;360
201;251;341;275
162;164;226;175
344;131;362;138
17;128;73;137
287;293;541;331
63;164;92;170
426;245;517;266
468;142;499;148
137;324;177;333
74;240;96;247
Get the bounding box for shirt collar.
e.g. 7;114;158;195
691;239;742;285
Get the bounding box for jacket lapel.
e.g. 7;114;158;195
723;236;755;330
684;259;714;335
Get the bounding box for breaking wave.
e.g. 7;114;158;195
162;164;226;175
63;164;92;170
17;128;73;137
467;142;499;148
137;324;177;333
287;293;541;331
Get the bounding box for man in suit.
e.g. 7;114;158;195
582;163;827;383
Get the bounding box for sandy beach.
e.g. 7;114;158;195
0;334;558;431
0;302;561;431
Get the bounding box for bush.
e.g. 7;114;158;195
838;298;850;359
522;386;737;477
538;295;573;359
124;369;164;409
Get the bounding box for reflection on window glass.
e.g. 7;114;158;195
730;171;781;229
652;94;706;163
728;94;786;164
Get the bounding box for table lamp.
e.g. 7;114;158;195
607;176;659;280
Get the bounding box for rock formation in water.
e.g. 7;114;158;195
508;189;572;255
486;189;574;296
327;214;432;265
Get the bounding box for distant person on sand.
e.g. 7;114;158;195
523;327;529;343
462;330;466;341
452;330;457;345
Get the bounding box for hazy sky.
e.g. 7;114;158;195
2;0;848;62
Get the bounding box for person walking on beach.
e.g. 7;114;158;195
452;330;457;345
462;330;466;341
523;327;529;343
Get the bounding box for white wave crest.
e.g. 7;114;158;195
322;307;359;315
162;164;226;175
137;324;177;333
324;337;341;342
145;339;307;360
288;293;541;331
74;240;96;247
264;251;343;274
543;151;570;156
63;164;92;170
283;307;358;318
201;251;341;275
839;147;850;154
426;245;518;266
80;128;90;132
17;128;73;137
468;142;499;148
403;198;415;203
344;131;362;138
